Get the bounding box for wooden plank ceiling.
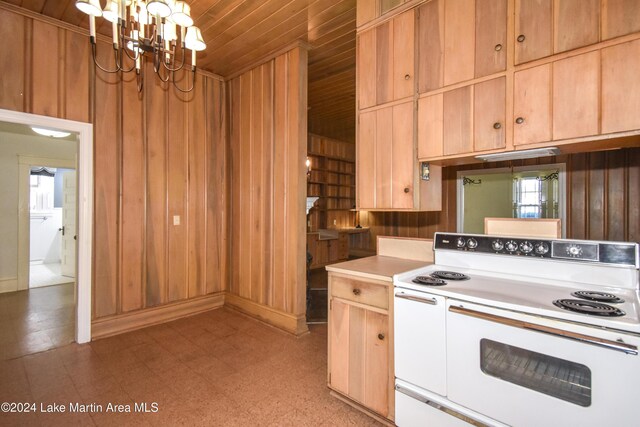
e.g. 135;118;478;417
5;0;357;143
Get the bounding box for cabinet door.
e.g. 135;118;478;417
376;21;394;105
473;77;506;152
514;64;552;145
417;0;445;92
601;39;640;133
552;51;599;140
418;94;444;159
329;299;390;417
515;0;552;64
602;0;640;40
475;0;507;78
375;106;393;208
553;0;599;54
443;85;473;156
357;0;378;27
358;29;377;109
381;0;405;15
444;0;475;86
392;102;415;209
393;10;415;100
357;111;376;209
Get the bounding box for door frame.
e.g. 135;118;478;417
1;108;93;344
18;156;76;290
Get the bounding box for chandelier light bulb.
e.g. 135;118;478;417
75;0;103;17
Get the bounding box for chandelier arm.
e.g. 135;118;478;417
162;45;186;73
122;44;142;62
154;53;172;83
91;42;122;74
172;67;196;93
136;71;144;93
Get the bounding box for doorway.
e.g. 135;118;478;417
0;108;93;345
28;165;77;289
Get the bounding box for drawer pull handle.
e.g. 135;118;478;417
404;187;410;193
494;43;502;51
353;288;361;295
404;74;411;80
493;122;502;130
395;292;437;305
517;34;526;43
378;333;385;340
515;117;524;125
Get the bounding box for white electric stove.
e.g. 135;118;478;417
393;232;640;427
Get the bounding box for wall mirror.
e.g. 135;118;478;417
457;164;566;237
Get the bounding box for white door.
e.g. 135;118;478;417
61;171;76;278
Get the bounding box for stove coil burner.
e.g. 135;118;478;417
571;291;625;304
430;271;470;281
553;299;625;317
412;276;448;286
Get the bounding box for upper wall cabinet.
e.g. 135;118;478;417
417;0;507;92
358;9;415;109
357;0;410;27
515;0;640;65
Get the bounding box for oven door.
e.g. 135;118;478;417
446;300;640;427
394;287;446;396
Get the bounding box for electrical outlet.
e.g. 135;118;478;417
173;215;180;226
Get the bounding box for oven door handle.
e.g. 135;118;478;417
449;305;638;355
395;292;437;305
395;384;490;427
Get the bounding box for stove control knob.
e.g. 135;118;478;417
491;240;504;251
505;240;518;252
467;238;478;249
456;237;466;248
535;242;549;255
567;245;583;257
519;241;533;253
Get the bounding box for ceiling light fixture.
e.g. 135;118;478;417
75;0;206;93
31;127;72;138
475;147;560;162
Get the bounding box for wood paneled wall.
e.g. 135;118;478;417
227;47;308;335
360;148;640;248
0;8;228;323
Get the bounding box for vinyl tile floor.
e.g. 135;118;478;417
0;283;75;361
0;308;382;426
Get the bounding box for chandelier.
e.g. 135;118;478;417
75;0;207;93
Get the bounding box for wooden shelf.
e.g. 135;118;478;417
308;152;356;162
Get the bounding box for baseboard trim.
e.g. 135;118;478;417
92;292;225;340
0;277;17;294
224;293;309;336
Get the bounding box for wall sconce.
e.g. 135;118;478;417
306;157;311;179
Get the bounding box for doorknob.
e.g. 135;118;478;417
58;226;65;236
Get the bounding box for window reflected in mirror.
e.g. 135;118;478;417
457;164;565;237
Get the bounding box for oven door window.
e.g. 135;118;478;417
480;339;591;407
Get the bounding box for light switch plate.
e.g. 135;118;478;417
173;215;180;225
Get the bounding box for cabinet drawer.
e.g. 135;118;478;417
330;275;389;310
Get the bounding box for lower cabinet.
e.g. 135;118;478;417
328;272;394;421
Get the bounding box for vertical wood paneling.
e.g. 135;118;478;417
588;154;606;240
261;63;274;305
606;151;626;242
64;30;89;122
167;83;188;302
0;10;26;111
145;63;167;308
187;75;207;299
239;72;252;300
228;47;306;318
250;65;264;303
31;20;59;117
93;40;119;318
272;54;287;311
120;73;145;313
206;80;228;294
569;153;588;239
628;150;640;242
